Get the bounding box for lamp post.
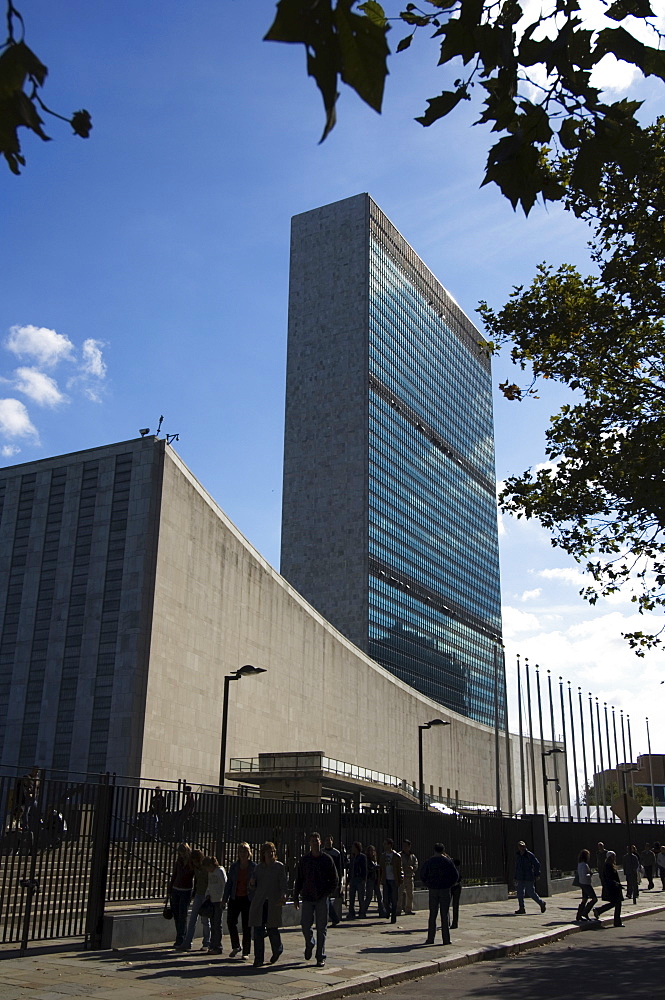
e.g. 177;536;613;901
218;664;267;791
418;719;450;809
541;747;565;820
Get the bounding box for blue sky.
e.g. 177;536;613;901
1;2;663;775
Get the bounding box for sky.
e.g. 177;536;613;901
1;2;663;791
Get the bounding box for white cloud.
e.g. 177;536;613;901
6;325;74;367
521;588;541;602
0;398;39;442
502;605;542;637
538;567;586;587
81;339;106;378
14;367;66;407
1;444;20;457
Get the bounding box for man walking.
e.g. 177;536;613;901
421;843;459;945
640;843;655;890
294;832;338;968
514;840;546;914
322;834;344;925
398;839;418;915
379;838;403;923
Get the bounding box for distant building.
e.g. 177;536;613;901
0;438;516;809
594;753;665;805
281;194;504;727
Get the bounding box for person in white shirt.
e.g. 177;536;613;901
575;848;597;921
203;855;227;954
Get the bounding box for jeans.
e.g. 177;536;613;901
362;877;385;917
450;883;461;927
210;901;223;951
427;887;451;943
227;895;251;954
642;864;653;889
170;888;191;947
183;893;211;948
253;900;281;964
382;880;399;921
516;880;544;910
576;883;597;919
348;877;366;917
300;896;328;961
328;896;340;924
398;876;414;914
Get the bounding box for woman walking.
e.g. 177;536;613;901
168;843;194;949
203;855;227;954
179;848;210;951
622;845;640;904
361;845;385;918
248;842;287;967
575;849;597;922
223;842;256;958
594;850;624;927
347;842;367;919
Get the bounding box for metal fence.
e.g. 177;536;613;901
2;771;661;951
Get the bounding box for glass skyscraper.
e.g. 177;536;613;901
281;194;504;727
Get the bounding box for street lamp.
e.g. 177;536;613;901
419;719;451;809
218;664;267;791
541;748;565;820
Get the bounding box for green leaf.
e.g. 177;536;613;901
358;1;387;28
335;1;390;114
415;87;470;126
396;34;413;52
606;0;654;21
70;109;92;138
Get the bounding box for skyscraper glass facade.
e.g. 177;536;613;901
367;209;503;726
281;193;505;730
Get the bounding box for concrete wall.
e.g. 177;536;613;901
141;446;515;806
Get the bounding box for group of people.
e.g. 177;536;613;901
574;841;665;928
167;835;462;968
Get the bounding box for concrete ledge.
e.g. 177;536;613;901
412;884;507;909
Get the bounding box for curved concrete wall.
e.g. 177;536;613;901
140;447;515;807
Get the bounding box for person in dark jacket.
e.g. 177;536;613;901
347;842;367;919
323;834;344;925
168;842;194;948
421;843;459;945
361;844;385;918
294;832;338;968
594;851;624;927
222;842;256;958
514;841;547;915
450;857;462;929
622;845;640;904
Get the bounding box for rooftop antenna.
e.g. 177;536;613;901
156;415;164;437
166;432;180;445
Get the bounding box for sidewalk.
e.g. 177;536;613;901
1;889;664;1000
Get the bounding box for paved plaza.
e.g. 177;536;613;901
1;889;664;1000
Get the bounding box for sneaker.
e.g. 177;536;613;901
316;958;326;967
540;901;547;913
200;945;209;951
207;947;222;954
514;909;526;914
304;941;313;961
230;947;241;958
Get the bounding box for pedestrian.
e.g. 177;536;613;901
655;843;665;890
322;834;343;925
640;843;655;890
450;857;462;929
177;785;196;842
248;842;287;968
168;843;194;949
398;839;418;915
575;849;597;922
595;841;607;873
362;844;385;918
421;843;459;945
622;845;640;904
594;850;624;927
347;842;367;919
223;842;256;959
202;855;227;954
514;840;547;915
293;831;338;968
149;786;166;841
379;838;403;923
178;849;210;951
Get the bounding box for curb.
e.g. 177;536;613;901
284;904;665;1000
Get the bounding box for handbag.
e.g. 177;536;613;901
572;872;580;887
162;900;173;920
198;898;215;918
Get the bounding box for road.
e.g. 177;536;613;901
353;909;665;1000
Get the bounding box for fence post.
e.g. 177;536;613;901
531;813;552;898
85;774;114;949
